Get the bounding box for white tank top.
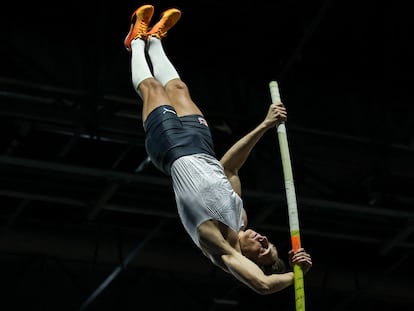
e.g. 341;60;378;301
171;153;244;247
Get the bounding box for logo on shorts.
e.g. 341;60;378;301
162;107;177;115
198;117;208;126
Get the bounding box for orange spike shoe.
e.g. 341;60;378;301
146;8;181;39
124;4;155;51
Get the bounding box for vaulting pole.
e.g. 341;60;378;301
269;81;305;311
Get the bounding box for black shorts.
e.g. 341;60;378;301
143;105;215;175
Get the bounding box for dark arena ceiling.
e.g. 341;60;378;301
0;1;411;311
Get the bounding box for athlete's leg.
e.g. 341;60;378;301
126;5;173;122
146;9;203;117
127;6;203;120
147;36;203;117
131;40;172;122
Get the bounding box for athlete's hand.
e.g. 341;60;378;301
262;103;287;129
288;248;312;274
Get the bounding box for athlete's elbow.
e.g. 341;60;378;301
250;280;274;295
251;277;291;295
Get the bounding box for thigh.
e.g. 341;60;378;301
165;79;204;116
140;78;173;122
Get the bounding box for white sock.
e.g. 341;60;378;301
147;37;180;86
131;39;153;98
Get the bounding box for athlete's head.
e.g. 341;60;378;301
238;229;286;274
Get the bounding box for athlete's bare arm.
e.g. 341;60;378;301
197;220;296;295
220;103;287;196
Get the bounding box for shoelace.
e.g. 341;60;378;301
137;20;148;33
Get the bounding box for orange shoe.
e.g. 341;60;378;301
146;8;181;39
124;4;155;51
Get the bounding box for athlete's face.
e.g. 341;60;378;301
238;229;278;266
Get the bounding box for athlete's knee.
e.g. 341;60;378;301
139;79;169;109
165;79;189;94
140;78;164;93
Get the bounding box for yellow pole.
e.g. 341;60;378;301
269;81;305;311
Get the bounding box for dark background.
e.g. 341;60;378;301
1;1;411;311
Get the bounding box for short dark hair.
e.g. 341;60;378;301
261;258;287;275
